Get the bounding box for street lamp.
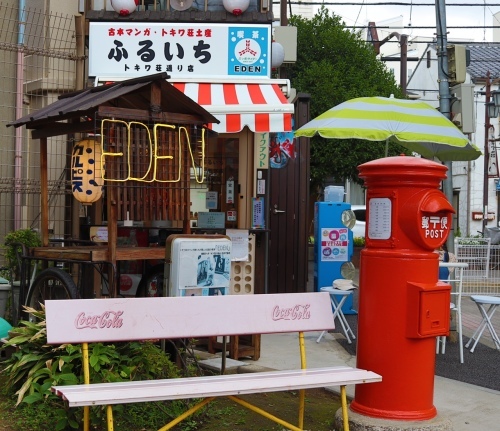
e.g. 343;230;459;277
487;101;499;119
492;89;500;107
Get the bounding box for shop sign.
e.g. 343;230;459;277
254;133;269;169
320;228;349;262
198;212;225;229
89;22;271;79
252;197;265;228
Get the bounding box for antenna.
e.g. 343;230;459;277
170;0;193;11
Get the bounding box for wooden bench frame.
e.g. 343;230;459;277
46;292;381;431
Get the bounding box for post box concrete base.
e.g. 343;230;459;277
335;408;453;431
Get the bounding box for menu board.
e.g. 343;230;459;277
368;198;392;240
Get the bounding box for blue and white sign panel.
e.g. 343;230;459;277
89;22;271;80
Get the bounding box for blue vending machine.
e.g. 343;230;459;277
314;201;356;314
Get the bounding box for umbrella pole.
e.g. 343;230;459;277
385;139;389;157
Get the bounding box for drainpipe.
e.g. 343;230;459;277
15;0;26;230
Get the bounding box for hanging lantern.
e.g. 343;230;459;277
110;0;138;16
222;0;249;16
71;139;104;205
271;41;285;68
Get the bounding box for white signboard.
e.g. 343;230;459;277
368;198;392;240
169;238;232;297
226;229;249;261
89;22;271;79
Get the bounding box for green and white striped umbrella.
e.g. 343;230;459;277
295;96;481;161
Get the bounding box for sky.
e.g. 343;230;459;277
307;1;500;43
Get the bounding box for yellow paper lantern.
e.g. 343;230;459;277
71;139;104;205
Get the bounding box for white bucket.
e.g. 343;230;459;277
324;185;345;202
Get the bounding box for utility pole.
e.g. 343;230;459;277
435;0;455;252
483;72;493;235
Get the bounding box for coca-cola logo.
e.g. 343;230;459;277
75;311;124;329
272;304;311;321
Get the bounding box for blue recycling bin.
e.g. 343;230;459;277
314;202;356;314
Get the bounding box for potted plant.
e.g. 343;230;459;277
2;228;41;281
1;229;41;323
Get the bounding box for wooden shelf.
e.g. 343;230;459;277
208;335;261;361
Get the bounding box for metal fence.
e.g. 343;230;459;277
454;237;500;296
0;2;79;266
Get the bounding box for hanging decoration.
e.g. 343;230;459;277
222;0;250;16
71;139;104;205
271;41;285;68
110;0;138;16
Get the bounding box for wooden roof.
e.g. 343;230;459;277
7;72;219;139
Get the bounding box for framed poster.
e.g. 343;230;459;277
169;237;232;296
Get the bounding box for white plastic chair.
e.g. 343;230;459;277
436;262;468;363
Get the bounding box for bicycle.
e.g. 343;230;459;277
10;239;110;323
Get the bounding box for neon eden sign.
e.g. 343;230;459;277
99;119;206;184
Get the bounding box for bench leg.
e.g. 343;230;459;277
83;406;90;431
340;385;350;431
82;343;90;431
107;405;114;431
229;395;303;431
298;389;305;429
158;397;215;431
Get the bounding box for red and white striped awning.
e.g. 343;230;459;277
172;81;294;134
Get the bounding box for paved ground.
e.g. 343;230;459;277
198;260;500;430
307;260;500;351
305;259;500;390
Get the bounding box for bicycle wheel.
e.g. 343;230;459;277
26;268;78;311
136;264;164;297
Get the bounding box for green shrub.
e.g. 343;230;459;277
0;305;197;431
353;237;365;247
2;228;41;280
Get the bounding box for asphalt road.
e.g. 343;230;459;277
337;314;500;392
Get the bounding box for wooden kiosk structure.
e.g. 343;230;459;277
8;72;218;301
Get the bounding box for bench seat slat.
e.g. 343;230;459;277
52;366;381;407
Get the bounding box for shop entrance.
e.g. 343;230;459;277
267;96;310;294
192;133;251;230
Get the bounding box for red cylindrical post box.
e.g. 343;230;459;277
350;156;453;420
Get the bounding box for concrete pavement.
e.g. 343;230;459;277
198;263;500;430
238;330;500;431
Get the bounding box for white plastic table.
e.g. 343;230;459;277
317;286;356;344
465;295;500;353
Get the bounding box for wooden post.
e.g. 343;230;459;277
40;137;49;247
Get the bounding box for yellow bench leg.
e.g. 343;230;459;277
340;385;350;431
106;405;114;431
82;342;90;431
229;395;303;431
157;397;215;431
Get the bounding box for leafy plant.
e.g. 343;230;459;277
2;228;41;280
0;305;195;431
353;237;365;247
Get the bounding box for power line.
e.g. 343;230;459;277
336;24;500;30
280;2;500;6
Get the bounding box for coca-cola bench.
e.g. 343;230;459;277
45;292;381;431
